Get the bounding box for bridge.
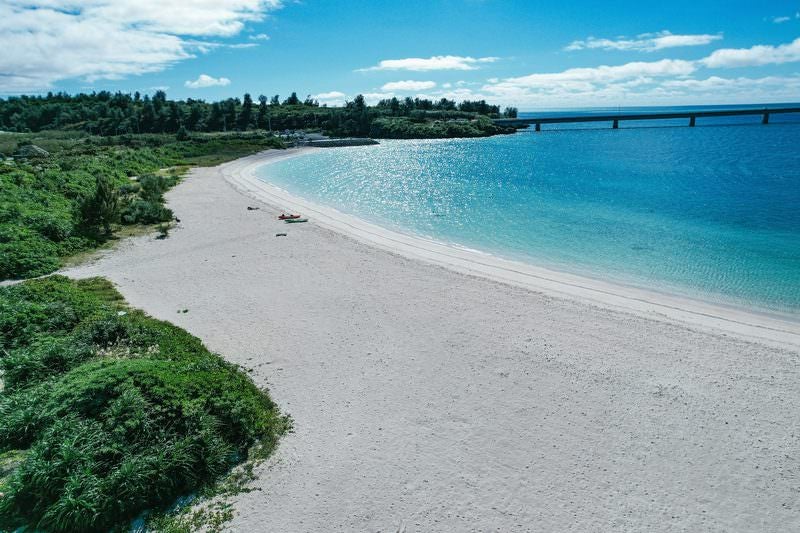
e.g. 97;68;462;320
494;106;800;131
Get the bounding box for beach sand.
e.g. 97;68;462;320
65;149;800;532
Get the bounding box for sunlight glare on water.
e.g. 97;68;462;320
259;114;800;314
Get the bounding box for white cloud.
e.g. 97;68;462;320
565;30;722;52
249;33;270;40
315;91;346;99
493;59;697;91
662;75;800;91
73;0;283;36
407;39;800;108
0;1;282;92
700;37;800;68
354;37;800;109
362;92;395;104
358;55;498;72
426;73;800;108
381;80;437;91
772;16;791;24
185;74;231;88
314;91;347;106
312;91;395;106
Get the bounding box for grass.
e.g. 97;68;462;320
0;276;289;532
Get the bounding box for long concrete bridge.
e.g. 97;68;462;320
494;106;800;131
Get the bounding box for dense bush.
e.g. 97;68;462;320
369;116;515;139
0;276;287;532
119;174;176;224
0;226;62;279
120;198;173;224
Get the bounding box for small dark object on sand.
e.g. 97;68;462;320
247;206;260;211
174;217;181;223
275;233;287;237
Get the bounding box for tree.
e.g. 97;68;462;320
238;93;253;130
270;94;280;106
207;102;224;131
352;94;366;111
257;95;269;130
140;98;156;132
283;92;300;106
186;103;203;130
164;102;181;132
221;99;237;131
503;107;518;118
81;175;119;235
176;125;190;141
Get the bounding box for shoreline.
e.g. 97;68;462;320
62;149;800;531
224;148;800;350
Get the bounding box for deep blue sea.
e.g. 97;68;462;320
257;105;800;315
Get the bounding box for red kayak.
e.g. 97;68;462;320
278;214;301;220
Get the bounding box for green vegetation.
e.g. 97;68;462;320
0;276;288;532
0;93;519;280
0;131;284;280
0;90;520;139
369;115;513;139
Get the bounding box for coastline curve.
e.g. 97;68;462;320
222;148;800;350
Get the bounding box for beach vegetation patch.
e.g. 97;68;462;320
0;131;284;281
0;276;288;532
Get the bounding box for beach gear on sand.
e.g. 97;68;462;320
278;213;301;220
284;218;308;223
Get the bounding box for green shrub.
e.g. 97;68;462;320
0;229;61;280
120;198;173;224
1;336;95;391
0;276;114;350
79;175;119;235
0;277;287;532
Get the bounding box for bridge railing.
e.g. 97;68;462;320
494;107;800;131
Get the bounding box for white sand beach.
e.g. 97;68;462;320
65;149;800;532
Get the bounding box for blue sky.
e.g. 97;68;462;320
2;0;800;109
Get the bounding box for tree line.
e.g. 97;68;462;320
0;91;519;138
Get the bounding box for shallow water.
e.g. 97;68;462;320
258;107;800;314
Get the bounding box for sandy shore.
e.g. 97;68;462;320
65;149;800;532
226;149;800;350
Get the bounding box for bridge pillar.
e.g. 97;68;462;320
612;119;619;129
762;112;770;125
689;116;696;127
535;122;541;132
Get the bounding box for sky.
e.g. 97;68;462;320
2;0;800;109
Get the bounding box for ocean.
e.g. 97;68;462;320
256;105;800;315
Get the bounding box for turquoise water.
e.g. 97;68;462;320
257;109;800;314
